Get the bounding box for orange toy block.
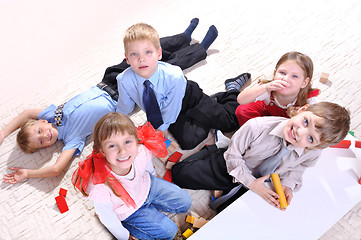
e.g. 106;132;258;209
320;72;329;83
55;195;69;213
330;140;351;149
59;188;67;197
186;215;195;224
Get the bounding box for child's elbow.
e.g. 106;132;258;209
50;166;63;176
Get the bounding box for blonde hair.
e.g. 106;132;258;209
123;23;161;53
93;112;138;153
16;119;40;153
289;102;350;149
260;51;319;107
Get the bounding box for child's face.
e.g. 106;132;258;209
27;119;58;149
283;110;324;149
125;39;162;79
100;131;138;176
274;60;310;97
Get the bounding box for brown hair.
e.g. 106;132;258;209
73;112;138;197
289;102;350;149
123;23;161;53
93;112;138;153
260;51;319;107
16;119;40;153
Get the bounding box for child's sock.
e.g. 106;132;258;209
215;130;231;149
225;73;251;91
184;18;199;43
200;25;218;50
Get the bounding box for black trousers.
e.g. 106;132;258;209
168;80;240;150
172;144;238;191
101;33;207;94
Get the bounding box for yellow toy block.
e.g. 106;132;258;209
271;173;288;209
182;229;193;239
185;215;195;224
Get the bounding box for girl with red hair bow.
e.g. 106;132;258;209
72;112;191;240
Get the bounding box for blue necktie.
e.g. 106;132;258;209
143;80;163;129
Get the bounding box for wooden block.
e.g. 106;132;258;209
165;161;176;170
186;215;195;224
55;195;69;213
182;229;193;239
320;72;329;83
193;217;209;228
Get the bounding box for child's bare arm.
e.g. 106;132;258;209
237;83;268;105
3;148;76;183
0;109;43;144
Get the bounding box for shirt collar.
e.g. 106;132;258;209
270;119;305;156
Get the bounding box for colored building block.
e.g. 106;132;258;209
355;140;361;149
164;169;172;182
165;139;171;148
165;151;183;169
55;195;69;213
168;151;183;162
186;215;195;224
59;188;67;197
330;140;351;149
182;229;193;239
270;173;288;209
319;72;329;83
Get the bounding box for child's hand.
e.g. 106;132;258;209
266;79;289;92
249;175;280;208
3;167;28;184
128;234;136;240
283;185;293;206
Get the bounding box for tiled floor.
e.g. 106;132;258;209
0;0;360;239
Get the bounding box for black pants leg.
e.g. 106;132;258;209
168;81;239;150
172;144;237;191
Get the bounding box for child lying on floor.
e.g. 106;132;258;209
172;102;350;210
